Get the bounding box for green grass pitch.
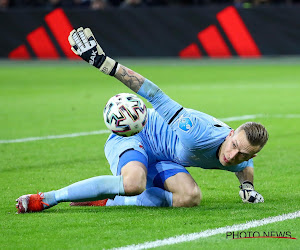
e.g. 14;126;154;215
0;59;299;249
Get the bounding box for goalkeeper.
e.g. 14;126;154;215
16;27;268;213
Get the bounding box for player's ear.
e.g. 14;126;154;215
226;129;234;139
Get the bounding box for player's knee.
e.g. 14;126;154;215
121;161;147;195
185;186;202;207
174;186;202;207
191;186;202;206
123;180;146;195
122;172;146;195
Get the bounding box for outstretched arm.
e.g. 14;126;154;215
68;27;211;148
68;27;183;122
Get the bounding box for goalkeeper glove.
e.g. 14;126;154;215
68;27;119;76
239;181;264;203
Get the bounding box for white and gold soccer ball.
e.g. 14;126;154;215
103;93;147;137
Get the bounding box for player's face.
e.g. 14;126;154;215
219;130;260;166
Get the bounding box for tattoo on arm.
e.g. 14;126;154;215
114;65;145;93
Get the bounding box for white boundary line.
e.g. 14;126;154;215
220;114;300;122
112;211;300;250
1;114;300;144
0;130;110;144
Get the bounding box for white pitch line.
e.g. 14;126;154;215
112;211;300;250
220;114;300;122
220;114;265;122
0;130;110;144
1;114;299;144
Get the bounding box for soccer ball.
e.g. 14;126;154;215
103;93;147;137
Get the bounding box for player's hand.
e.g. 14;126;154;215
239;181;264;203
68;27;119;76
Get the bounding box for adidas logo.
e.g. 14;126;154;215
9;6;260;59
179;6;261;58
9;8;78;60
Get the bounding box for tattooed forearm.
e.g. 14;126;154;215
114;65;145;93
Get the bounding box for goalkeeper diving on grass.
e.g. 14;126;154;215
16;27;269;213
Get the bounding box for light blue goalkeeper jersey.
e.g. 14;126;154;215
136;79;253;172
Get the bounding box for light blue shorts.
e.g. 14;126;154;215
104;134;189;189
104;134;148;176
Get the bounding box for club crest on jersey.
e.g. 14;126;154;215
179;117;193;132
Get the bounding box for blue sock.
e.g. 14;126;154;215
106;187;173;207
42;191;58;209
44;176;125;204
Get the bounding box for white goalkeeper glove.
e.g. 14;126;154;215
239;181;264;203
68;27;119;76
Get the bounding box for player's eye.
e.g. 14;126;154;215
232;142;236;148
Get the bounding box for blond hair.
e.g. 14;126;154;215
236;122;269;149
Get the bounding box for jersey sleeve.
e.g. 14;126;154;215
137;79;209;149
137;79;183;123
